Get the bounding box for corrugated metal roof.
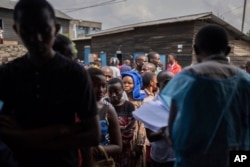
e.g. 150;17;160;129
88;12;213;37
73;36;92;41
55;10;73;20
88;12;250;42
0;0;16;9
0;0;72;20
209;14;250;42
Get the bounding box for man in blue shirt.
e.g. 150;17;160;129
161;25;250;167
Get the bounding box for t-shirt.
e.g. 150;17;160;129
160;59;250;167
114;100;134;118
109;66;121;78
0;54;97;167
166;62;182;75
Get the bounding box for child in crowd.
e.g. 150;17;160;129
107;78;135;167
142;72;158;102
87;68;122;162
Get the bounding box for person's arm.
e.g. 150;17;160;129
166;99;178;146
146;127;167;142
0;114;81;148
121;118;135;133
93;106;122;156
0;122;76;148
102;106;122;155
0;115;100;149
40;115;100;149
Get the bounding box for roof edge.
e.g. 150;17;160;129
209;14;250;42
88;27;134;37
86;12;250;42
88;12;213;37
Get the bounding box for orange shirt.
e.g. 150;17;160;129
167;62;182;75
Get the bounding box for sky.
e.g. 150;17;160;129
12;0;250;33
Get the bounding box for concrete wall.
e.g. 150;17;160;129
0;44;27;64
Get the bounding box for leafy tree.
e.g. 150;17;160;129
62;33;78;55
247;29;250;37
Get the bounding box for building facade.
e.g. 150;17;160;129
69;20;102;40
0;0;72;43
74;12;250;68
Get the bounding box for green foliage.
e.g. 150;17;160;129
61;33;78;55
247;29;250;37
72;41;78;55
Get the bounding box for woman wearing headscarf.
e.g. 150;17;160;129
121;71;147;167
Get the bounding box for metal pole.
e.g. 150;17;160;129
241;0;247;32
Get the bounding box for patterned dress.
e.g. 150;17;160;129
113;101;135;167
129;99;148;167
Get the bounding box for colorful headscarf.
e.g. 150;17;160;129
121;71;146;100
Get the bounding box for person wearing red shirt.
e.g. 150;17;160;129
167;53;182;75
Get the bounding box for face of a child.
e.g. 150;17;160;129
92;75;106;101
103;70;113;83
122;76;134;94
151;75;158;92
107;82;124;105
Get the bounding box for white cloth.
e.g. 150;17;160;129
133;95;170;132
109;66;121;78
133;95;175;162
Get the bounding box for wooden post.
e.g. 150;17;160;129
241;0;247;32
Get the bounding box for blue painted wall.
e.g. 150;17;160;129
100;52;107;67
160;54;166;70
84;46;91;65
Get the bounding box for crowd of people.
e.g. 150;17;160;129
0;0;249;167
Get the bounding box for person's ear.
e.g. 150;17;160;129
55;23;61;35
194;44;200;55
150;79;154;86
225;46;231;55
13;25;18;34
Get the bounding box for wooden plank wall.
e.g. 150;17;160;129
233;40;250;56
230;40;250;66
230;56;250;66
91;22;195;67
193;21;250;66
0;8;20;42
74;39;91;60
74;20;250;67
